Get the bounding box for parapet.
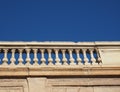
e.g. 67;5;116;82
0;41;120;76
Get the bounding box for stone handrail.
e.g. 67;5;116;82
0;41;120;76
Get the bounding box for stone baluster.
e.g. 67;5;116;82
54;49;61;65
75;49;82;65
82;49;89;65
10;49;16;65
0;49;1;62
33;49;39;65
40;49;46;65
18;49;23;65
61;49;68;65
25;49;31;66
48;49;53;65
96;49;102;64
2;49;8;65
90;49;96;64
68;49;75;65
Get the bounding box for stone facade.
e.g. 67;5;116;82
0;41;120;92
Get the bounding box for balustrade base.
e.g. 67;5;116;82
0;65;120;77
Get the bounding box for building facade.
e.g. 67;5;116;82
0;41;120;92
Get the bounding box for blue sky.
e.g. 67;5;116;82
0;0;120;42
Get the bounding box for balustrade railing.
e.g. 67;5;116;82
0;41;119;76
0;42;102;67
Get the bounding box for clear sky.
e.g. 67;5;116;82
0;0;120;42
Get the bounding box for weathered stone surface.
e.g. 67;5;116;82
0;79;28;92
27;77;46;92
47;78;120;86
94;86;120;92
6;77;118;92
0;87;23;92
0;41;120;76
0;41;119;92
46;78;120;92
99;49;120;65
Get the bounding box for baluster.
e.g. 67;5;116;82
33;49;39;65
2;49;8;65
90;49;96;64
0;49;1;65
96;49;102;64
61;49;68;65
10;49;16;65
25;49;31;66
89;49;96;64
18;49;23;65
82;49;89;65
48;49;53;65
75;49;82;65
54;49;61;65
40;49;46;65
68;49;75;65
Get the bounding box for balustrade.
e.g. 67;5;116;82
0;42;119;76
0;46;101;66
